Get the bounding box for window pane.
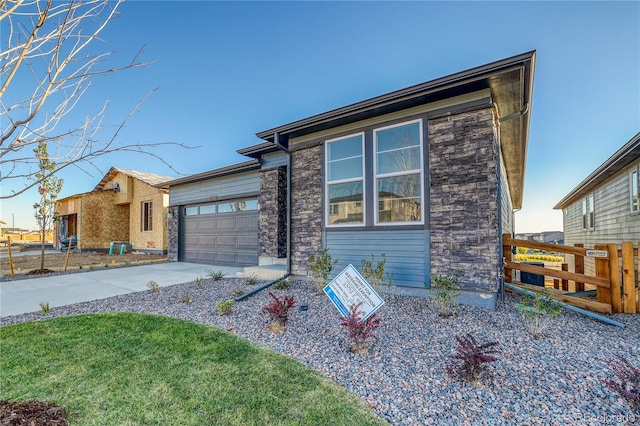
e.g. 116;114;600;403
376;122;421;153
328;181;364;225
200;204;216;215
327;135;363;181
185;206;198;216
376;145;421;175
238;199;258;211
218;202;236;213
377;174;422;223
328;156;363;181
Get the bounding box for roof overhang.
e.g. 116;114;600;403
156;159;261;189
254;51;536;209
554;132;640;210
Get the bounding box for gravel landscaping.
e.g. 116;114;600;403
2;277;639;425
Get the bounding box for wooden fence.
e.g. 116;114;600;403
503;234;639;315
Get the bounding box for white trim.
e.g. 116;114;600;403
373;119;424;226
325;132;366;227
630;167;639;214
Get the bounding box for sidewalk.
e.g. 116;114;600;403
0;262;242;317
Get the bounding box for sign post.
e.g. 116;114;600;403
323;264;384;320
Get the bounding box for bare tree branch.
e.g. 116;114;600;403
1;0;194;199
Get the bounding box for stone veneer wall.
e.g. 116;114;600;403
259;166;287;258
168;205;179;261
428;107;501;293
290;145;323;275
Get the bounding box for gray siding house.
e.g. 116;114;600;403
162;51;536;309
554;132;640;274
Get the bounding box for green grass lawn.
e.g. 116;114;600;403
0;313;386;425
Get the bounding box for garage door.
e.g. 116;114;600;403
181;199;259;266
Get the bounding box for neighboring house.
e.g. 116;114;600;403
554;131;640;274
56;167;174;254
162;51;536;308
515;231;563;244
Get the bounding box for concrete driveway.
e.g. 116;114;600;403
0;262;242;317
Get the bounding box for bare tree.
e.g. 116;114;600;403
1;0;190;199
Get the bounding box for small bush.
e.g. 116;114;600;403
206;269;225;282
308;249;337;293
39;301;50;315
245;274;259;286
429;271;462;317
274;279;290;290
147;280;160;293
217;299;234;316
195;276;205;289
598;355;640;414
446;333;500;385
360;254;393;292
515;288;563;338
179;295;193;304
340;302;381;354
262;292;295;327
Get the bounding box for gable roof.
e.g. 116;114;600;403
93;167;175;191
252;51;536;209
554;132;640;210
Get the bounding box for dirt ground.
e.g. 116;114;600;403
0;247;167;276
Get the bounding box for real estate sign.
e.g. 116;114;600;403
323;264;384;320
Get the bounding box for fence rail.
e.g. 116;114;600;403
503;234;639;314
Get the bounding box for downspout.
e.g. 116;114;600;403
504;282;624;328
235;132;292;301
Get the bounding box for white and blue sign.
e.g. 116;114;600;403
323;264;384;320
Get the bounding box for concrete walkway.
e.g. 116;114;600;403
0;262;242;317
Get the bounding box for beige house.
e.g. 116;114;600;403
56;167;173;254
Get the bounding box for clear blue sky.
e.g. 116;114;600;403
3;1;639;233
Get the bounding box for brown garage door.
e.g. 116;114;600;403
180;199;259;266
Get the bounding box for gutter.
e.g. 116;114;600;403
235;132;293;301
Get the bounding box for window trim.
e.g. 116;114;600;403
325;132;366;228
630;167;639;214
373;119;424;226
141;201;153;232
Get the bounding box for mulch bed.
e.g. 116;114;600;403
0;400;69;426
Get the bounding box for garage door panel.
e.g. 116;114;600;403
238;235;258;248
181;206;258;267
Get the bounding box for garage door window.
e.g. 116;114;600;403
238;199;258;211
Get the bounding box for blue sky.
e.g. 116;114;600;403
3;1;639;233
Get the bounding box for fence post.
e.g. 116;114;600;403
574;243;585;292
503;233;512;284
561;263;568;291
608;243;621;313
595;244;612;307
621;241;636;314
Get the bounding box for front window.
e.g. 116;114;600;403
630;169;639;213
582;194;595;230
325;133;365;226
374;120;423;224
142;201;153;232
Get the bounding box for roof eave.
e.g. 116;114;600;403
554;132;640;210
156;159;261;189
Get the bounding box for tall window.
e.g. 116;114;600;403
325;133;365;226
630;169;639;213
142;201;153;232
374;120;423;224
582;194;594;230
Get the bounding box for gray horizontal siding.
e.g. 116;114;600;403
261;151;288;169
325;230;429;288
169;171;260;206
562;161;640;275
